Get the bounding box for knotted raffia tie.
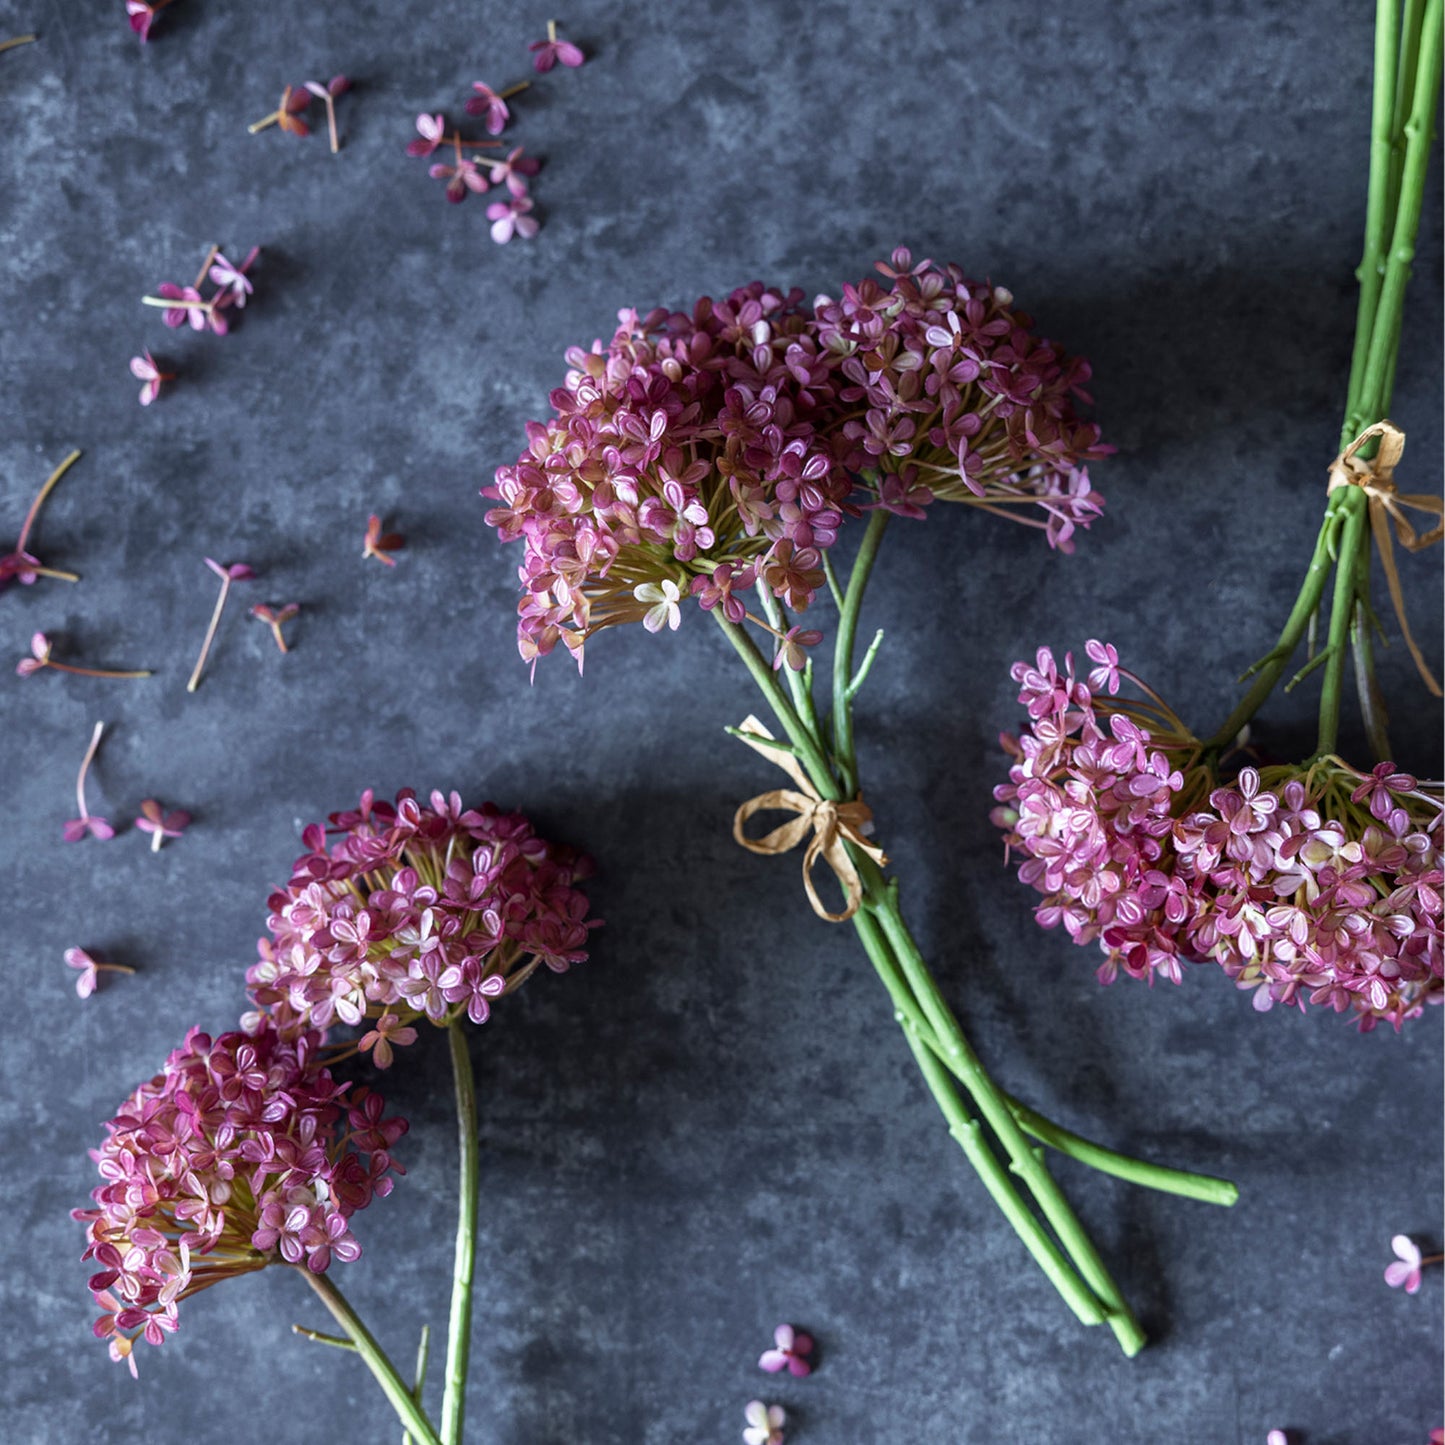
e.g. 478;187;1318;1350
1326;419;1443;697
731;714;888;923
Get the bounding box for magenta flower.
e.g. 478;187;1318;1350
528;20;585;71
758;1323;814;1376
125;0;176;42
487;146;541;198
64;721;115;842
187;559;255;693
20;632;151;681
363;514;405;565
251;602;300;652
465;79;529;135
772;626;823;673
408;112;445;157
65;947;135;999
129;351;174;406
208;248;258;308
74;1022;404;1373
301;75;352;152
487;195;539;242
243;788;598;1063
135;799;191;852
1084;638;1121;696
995;642;1443;1028
743;1401;785;1445
155;283;207;331
431;154;489;204
2;449;82;591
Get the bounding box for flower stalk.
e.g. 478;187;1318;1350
299;1271;444;1445
1209;0;1443;761
440;1022;479;1445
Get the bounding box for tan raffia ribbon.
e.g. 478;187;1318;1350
731;714;888;923
1326;419;1443;697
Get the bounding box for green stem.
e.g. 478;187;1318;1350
298;1270;444;1445
403;1324;432;1445
847;906;1108;1327
1351;547;1394;762
832;509;891;794
1317;491;1370;756
864;876;1145;1357
1001;1096;1238;1207
440;1022;479;1445
714;613;841;797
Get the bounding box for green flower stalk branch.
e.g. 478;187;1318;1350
442;1021;480;1445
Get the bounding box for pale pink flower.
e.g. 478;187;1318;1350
743;1401;785;1445
64;721;114;842
1386;1235;1425;1294
487;196;539;243
431;155;489;204
363;515;405;565
466;81;522;136
758;1323;813;1376
358;1014;419;1070
634;579;682;633
487;146;541;198
407;112;447;158
129;351;174;406
65;947;135;999
208;248;258;308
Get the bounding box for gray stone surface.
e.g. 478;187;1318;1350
1;2;1440;1442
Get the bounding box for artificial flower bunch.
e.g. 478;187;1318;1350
996;1;1442;1032
76;787;597;1445
993;644;1440;1027
484;255;1106;673
484;256;1237;1356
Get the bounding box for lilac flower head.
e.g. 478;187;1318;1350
74;1021;404;1374
995;642;1443;1029
245;788;599;1064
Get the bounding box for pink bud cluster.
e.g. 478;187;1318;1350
483;249;1109;671
244;788;598;1061
993;643;1443;1030
73;1022;404;1375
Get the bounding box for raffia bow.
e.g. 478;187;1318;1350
730;715;888;923
1326;419;1443;696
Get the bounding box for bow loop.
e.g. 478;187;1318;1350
730;716;888;923
1326;420;1442;696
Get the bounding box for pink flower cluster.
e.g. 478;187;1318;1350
73;1022;404;1375
483;250;1108;670
244;788;597;1061
154;248;259;337
993;643;1442;1030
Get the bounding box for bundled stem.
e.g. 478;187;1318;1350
717;511;1238;1355
1210;0;1442;760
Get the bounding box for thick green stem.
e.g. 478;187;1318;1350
847;907;1108;1326
298;1270;444;1445
831;509;891;794
1317;492;1370;756
864;877;1145;1356
440;1022;480;1445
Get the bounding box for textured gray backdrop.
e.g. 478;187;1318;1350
1;2;1441;1442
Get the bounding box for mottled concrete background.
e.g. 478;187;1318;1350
1;2;1440;1442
